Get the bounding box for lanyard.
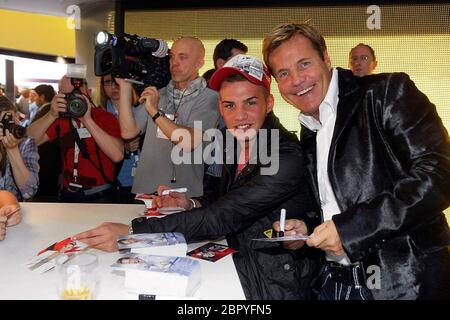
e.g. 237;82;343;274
172;87;187;122
71;119;82;182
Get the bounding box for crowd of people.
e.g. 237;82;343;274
1;23;449;300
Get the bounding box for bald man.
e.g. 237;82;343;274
117;36;220;197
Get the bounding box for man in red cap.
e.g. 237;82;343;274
76;55;318;300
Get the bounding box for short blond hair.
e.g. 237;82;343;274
262;23;327;75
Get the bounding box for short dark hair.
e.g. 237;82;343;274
213;39;248;69
34;85;55;103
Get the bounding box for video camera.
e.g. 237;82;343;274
94;31;171;94
60;64;88;119
1;112;26;139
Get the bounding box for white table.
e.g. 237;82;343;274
0;202;246;300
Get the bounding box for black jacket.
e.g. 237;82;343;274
132;112;319;299
301;68;450;299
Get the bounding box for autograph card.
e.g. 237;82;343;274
37;237;88;256
135;193;154;208
27;236;87;273
187;242;236;262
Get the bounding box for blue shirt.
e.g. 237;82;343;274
106;100;140;187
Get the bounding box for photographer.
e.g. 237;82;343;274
27;75;124;203
99;73;141;203
0;96;39;200
0;190;22;241
118;36;220;197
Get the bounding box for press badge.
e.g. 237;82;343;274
77;127;92;139
156;113;175;140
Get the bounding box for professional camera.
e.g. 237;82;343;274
0;112;26;139
59;77;88;119
94;31;171;94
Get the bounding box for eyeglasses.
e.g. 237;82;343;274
350;55;370;63
103;80;118;87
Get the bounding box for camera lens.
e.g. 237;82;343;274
67;97;87;118
11;125;26;139
101;49;113;73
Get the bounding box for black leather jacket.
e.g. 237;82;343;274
132;112;319;299
301;68;450;299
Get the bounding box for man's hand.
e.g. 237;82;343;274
306;220;345;256
153;185;191;210
0;215;6;241
79;95;94;125
125;136;140;153
0;204;22;227
49;93;67;118
115;78;131;91
73;222;129;252
1;129;21;150
140;86;159;117
273;219;308;250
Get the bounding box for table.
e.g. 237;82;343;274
0;202;246;300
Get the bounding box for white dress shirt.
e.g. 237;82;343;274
299;68;351;265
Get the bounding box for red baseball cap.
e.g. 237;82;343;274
209;54;271;92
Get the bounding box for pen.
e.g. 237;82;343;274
279;208;286;237
5;207;20;218
150;188;188;196
162;188;187;196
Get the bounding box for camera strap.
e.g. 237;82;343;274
69;120;114;187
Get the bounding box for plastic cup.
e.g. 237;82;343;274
55;252;98;300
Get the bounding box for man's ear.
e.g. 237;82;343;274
196;57;205;70
216;58;227;69
323;50;332;70
266;94;274;114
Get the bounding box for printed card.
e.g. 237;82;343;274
187;242;236;262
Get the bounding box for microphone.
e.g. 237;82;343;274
139;38;169;58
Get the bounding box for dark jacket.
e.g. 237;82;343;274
301;68;450;300
132;112;319;300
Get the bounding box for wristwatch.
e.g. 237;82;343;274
152;109;165;122
128;222;134;235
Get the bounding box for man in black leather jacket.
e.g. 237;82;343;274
264;23;450;300
75;55;319;300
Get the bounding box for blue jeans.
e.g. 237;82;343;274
318;263;374;300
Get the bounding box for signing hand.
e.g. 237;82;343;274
273;219;308;250
73;222;129;252
153;185;191;210
306;220;345;256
